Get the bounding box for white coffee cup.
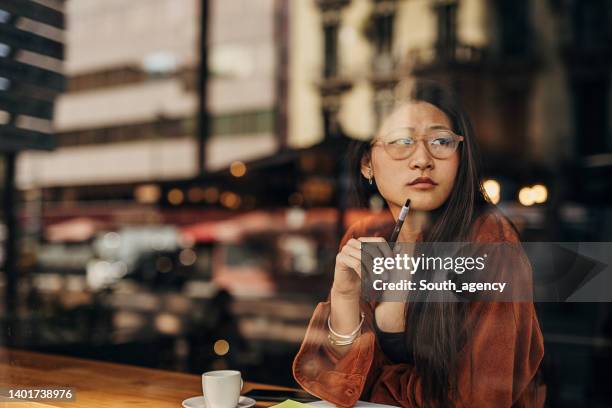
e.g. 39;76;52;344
202;370;243;408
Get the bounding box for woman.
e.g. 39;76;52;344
292;79;545;407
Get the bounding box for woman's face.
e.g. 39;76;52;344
362;101;460;213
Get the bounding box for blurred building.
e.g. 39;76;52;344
16;0;281;211
293;0;609;173
0;0;65;331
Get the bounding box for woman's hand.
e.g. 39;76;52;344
332;236;392;299
329;236;391;345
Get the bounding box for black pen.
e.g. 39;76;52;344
389;198;411;247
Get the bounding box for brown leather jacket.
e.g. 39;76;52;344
292;210;546;407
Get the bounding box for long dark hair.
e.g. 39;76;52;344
348;79;497;407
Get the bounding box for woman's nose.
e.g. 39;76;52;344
408;140;434;170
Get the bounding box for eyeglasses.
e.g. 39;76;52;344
371;127;464;160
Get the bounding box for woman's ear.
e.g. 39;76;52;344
360;153;372;180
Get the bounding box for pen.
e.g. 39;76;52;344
389;198;411;247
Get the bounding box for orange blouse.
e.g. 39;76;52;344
292;210;546;407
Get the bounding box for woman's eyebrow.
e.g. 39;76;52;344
389;124;450;131
428;124;451;130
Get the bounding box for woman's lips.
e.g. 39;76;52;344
409;182;436;190
407;177;438;190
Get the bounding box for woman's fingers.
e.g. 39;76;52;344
336;252;362;278
357;237;403;284
358;236;393;259
341;237;399;280
345;238;361;250
345;237;383;269
342;242;374;278
342;243;361;262
342;238;382;278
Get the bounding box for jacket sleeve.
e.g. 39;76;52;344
292;297;378;407
453;215;545;407
292;219;380;407
456;301;545;407
452;213;544;406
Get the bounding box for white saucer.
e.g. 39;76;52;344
182;395;256;408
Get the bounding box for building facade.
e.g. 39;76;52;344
16;0;280;202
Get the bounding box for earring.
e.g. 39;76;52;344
368;168;373;185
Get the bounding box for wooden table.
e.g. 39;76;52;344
0;348;299;407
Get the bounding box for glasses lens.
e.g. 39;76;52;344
427;131;459;158
381;129;415;159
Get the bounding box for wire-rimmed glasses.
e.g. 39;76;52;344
371;127;464;160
